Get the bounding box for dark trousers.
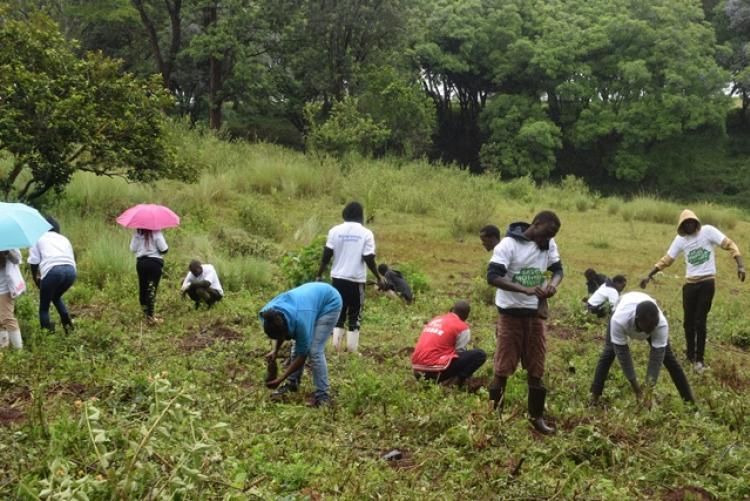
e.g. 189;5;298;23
332;278;364;331
137;257;163;317
186;284;222;307
422;349;487;383
39;265;76;330
590;328;694;402
683;280;715;363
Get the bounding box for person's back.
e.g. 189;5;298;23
384;268;413;303
327;221;375;282
412;312;469;371
29;232;76;277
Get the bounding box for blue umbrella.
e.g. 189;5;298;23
0;202;52;251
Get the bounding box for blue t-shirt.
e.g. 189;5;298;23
259;282;343;357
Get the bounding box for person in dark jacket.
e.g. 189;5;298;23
377;264;414;303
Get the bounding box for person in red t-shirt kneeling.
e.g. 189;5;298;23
411;300;487;386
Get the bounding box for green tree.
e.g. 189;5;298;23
0;11;185;202
357;66;436;157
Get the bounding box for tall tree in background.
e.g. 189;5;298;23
0;11;185;202
716;0;750;124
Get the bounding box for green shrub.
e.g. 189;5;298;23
620;196;677;225
211;256;273;292
392;262;430;293
692;203;739;230
500;176;537;203
238;201;282;239
607;197;623;215
279;235;326;286
215;228;279;259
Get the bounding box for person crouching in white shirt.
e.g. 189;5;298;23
590;292;694;406
181;260;224;309
586;275;627;318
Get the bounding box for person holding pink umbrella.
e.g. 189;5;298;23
117;204;179;325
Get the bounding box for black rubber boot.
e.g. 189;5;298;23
61;314;74;333
489;377;506;413
528;387;555;435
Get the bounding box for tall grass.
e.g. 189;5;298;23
620;196;740;229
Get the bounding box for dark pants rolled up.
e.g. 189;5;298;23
186;283;222;308
137;257;163;317
682;279;715;363
420;349;487;383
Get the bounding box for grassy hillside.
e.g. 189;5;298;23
1;130;749;499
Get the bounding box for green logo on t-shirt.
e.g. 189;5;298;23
512;267;544;287
687;248;711;266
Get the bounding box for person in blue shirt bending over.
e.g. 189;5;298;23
260;282;343;407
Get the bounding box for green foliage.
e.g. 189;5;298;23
392;262;430;293
0;10;187;202
620;196;739;229
480;95;562;179
279;235;326;287
238;200;283;240
357;66;437;157
304;98;390;158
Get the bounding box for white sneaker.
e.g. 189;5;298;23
693;362;705;374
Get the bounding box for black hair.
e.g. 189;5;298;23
635;301;659;322
45;215;60;233
479;224;501;239
612;275;627;284
342;202;364;223
377;263;389;275
532;210;561;228
260;309;287;339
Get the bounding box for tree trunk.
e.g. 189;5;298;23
204;3;222;130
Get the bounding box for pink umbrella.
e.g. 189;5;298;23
116;204;180;230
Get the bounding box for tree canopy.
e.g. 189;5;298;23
0;10;186;202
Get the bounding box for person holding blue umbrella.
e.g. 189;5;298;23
27;216;77;332
0;249;24;349
0;202;52;346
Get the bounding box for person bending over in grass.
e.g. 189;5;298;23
316;201;384;353
482;212;563;435
640;209;745;374
28;216;77;333
377;263;414;303
130;228;169;325
260;282;342;407
181;260;223;309
584;268;608;296
586;275;627;318
590;292;694;406
411;300;486;386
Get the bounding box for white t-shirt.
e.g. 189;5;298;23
0;249;22;295
587;283;620;310
181;264;224;296
489;236;561;310
130;230;169;260
326;221;376;283
666;225;726;278
610;292;668;348
27;232;76;280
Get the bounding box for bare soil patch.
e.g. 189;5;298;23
179;320;244;352
0;406;25;426
662;486;715;501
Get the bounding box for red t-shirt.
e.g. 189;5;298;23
411;312;469;371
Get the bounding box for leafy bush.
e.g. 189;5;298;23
215;228;279;259
279;235;326;286
392;262;430;293
304;97;390;158
211;255;273;291
238;200;282;239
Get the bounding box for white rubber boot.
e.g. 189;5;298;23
346;330;360;353
332;327;345;351
8;329;22;349
0;331;8;348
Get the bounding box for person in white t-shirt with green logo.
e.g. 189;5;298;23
316;202;384;353
641;209;745;374
481;212;563;435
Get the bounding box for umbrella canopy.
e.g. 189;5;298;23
0;202;52;251
116;204;180;231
